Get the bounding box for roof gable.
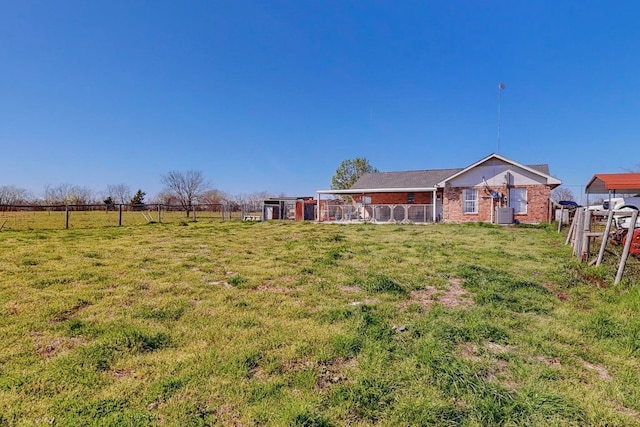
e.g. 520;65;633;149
436;153;561;188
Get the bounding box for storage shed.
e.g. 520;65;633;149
262;197;315;221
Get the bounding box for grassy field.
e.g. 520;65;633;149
0;218;639;426
0;209;241;231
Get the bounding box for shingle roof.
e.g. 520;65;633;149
351;164;553;190
351;168;463;189
528;164;551;175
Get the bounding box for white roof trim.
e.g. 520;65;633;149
317;187;436;195
436;153;561;186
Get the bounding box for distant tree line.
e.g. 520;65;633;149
0;170;283;215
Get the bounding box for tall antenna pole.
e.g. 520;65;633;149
497;82;505;153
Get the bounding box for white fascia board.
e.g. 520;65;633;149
436;153;561;187
317;187;437;194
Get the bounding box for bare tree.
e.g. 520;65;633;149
161;170;209;217
199;189;229;206
551;187;576;203
0;185;32;207
153;190;179;205
230;191;273;213
106;184;132;205
44;184;95;205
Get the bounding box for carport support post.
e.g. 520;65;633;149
316;193;321;222
615;209;639;285
596;210;614;266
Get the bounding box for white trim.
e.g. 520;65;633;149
509;187;528;214
463;188;478;214
436;153;561;187
317;187;437;194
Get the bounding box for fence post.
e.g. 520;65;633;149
615;210;639;285
573;208;584;257
158;204;162;223
581;209;592;260
596;210;614;266
557;206;564;233
193;205;197;222
119;204;123;226
65;205;69;229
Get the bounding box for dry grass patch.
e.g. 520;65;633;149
32;332;86;359
406;278;474;309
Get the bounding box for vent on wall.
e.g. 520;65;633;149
496;207;514;224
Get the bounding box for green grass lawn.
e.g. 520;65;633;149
0;219;639;426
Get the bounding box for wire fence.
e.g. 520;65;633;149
0;203;263;231
319;203;436;223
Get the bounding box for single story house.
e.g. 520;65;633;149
317;153;561;224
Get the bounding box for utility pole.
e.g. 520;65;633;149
497;82;505;153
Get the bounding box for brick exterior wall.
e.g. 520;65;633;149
442;185;551;223
353;192;434;204
519;185;551;223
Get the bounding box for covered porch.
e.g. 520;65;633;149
316;188;441;224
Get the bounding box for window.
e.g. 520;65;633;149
407;193;415;204
463;188;478;213
509;188;527;214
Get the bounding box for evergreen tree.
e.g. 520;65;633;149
130;189;146;207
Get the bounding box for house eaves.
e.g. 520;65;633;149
317;187;437;195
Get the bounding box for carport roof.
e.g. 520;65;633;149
585;173;640;194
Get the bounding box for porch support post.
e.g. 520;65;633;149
432;189;437;222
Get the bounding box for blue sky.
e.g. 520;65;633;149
1;1;639;202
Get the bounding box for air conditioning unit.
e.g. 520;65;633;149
496;207;514;224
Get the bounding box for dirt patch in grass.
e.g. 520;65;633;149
280;357;316;372
31;333;86;359
582;360;612;381
576;271;609;289
256;356;358;390
485;341;514;354
213;404;243;426
461;343;480;361
49;300;91;323
460;342;516;387
617;404;639;418
542;281;570;301
405;278;473;309
255;279;297;292
534;356;562;367
209;280;235;289
108;368;136;379
316;357;358;390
